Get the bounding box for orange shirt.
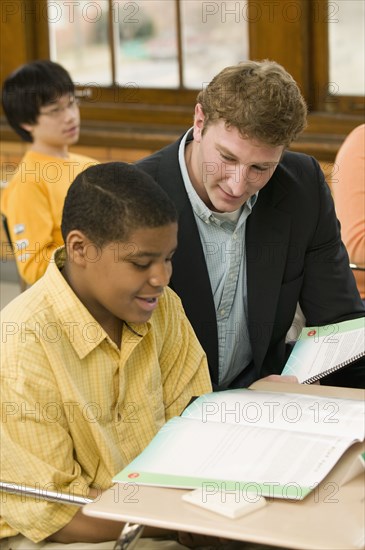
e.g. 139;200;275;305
1;150;97;285
332;125;365;298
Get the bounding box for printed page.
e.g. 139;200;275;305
181;389;365;440
282;318;365;382
114;416;357;499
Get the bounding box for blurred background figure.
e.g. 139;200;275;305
1;60;97;286
332;124;365;301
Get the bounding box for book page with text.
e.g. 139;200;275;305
115;415;359;498
181;390;365;440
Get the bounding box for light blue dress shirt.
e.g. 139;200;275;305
178;130;258;387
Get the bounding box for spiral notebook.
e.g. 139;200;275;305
281;317;365;383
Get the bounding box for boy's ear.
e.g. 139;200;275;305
65;230;94;267
20;122;34;133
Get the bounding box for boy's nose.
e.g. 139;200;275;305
149;263;172;288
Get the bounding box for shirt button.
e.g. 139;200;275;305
233;234;238;240
220;309;225;316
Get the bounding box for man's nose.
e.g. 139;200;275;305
223;164;249;195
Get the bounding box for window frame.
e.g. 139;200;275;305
1;0;363;160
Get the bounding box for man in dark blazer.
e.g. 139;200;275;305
136;60;365;390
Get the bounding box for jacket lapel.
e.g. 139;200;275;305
157;138;220;383
246;171;291;371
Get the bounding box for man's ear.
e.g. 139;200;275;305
65;230;95;267
192;103;205;142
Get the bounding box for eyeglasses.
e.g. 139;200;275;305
39;96;80;119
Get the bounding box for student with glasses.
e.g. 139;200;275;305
1;60;98;285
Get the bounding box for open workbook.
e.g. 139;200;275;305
113;389;365;500
282;317;365;383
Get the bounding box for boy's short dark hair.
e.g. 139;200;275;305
2;60;75;143
61;162;178;247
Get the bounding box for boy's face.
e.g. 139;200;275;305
189;104;284;213
22;94;80;154
68;224;178;328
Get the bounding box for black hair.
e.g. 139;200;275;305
2;60;75;142
61;162;178;247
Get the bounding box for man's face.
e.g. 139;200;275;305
71;224;178;329
188;105;284;213
22;94;80;154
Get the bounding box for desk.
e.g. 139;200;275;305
83;382;365;550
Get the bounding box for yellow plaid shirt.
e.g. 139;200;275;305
0;248;211;542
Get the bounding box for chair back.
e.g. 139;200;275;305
1;213;28;292
350;263;365;272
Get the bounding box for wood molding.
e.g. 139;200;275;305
1;111;363;162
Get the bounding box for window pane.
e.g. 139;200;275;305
113;0;178;87
48;0;112;85
48;0;248;90
181;0;249;89
328;0;365;96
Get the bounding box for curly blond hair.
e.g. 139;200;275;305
197;60;307;146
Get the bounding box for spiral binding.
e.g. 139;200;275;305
304;351;365;384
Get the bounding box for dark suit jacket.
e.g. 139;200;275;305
136;132;365;389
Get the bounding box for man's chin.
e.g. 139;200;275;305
209;192;247;213
211;201;245;214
